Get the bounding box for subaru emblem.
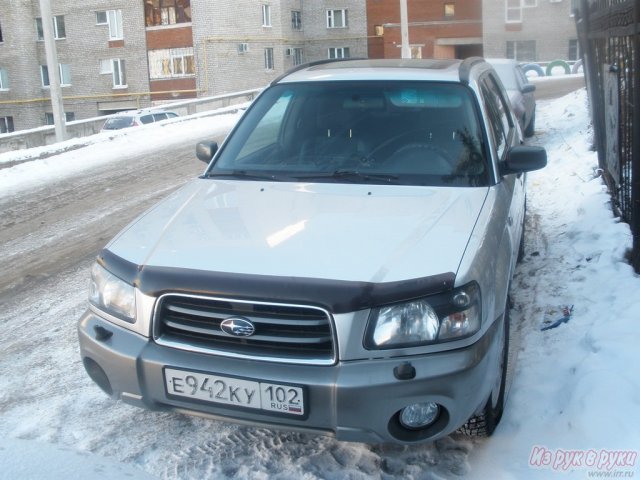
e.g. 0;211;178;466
220;317;256;337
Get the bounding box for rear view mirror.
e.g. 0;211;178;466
196;141;219;163
501;145;547;175
522;84;536;94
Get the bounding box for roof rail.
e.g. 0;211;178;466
459;57;485;84
270;58;367;85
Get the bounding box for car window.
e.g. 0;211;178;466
480;75;512;159
515;66;529;89
139;114;154;124
165;112;178;118
102;117;134;130
153;113;168;121
210;81;490;187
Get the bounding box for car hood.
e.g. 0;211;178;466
107;179;488;284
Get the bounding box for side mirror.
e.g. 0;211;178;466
196;141;219;163
501;145;547;176
521;83;536;94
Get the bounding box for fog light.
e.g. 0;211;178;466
399;402;440;429
83;357;113;396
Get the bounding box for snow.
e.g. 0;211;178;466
1;89;638;479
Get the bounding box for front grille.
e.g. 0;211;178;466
153;294;336;364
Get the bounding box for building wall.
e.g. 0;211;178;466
482;0;578;62
1;0;49;131
0;1;150;131
367;0;482;60
191;0;368;96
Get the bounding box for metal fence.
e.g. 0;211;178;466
575;0;640;272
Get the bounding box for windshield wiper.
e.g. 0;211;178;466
293;170;399;184
203;170;287;181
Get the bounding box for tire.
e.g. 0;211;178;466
522;63;545;77
459;301;510;437
517;216;526;264
545;59;571;76
524;109;535;138
571;59;583;74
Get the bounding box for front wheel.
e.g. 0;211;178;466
459;301;510;437
524;110;536;137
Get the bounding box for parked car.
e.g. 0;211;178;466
488;58;537;137
79;58;546;444
100;109;178;132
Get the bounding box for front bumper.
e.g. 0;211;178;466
78;310;502;444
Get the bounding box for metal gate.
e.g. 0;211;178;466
575;0;640;272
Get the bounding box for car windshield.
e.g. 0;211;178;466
207;81;489;187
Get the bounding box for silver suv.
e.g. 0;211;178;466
79;58;546;444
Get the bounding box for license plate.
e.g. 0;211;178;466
164;368;305;417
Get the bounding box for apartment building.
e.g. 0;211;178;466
482;0;579;62
191;1;368;96
1;1;368;133
145;0;197;102
367;0;483;60
0;2;149;133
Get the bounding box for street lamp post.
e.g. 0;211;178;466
399;0;411;59
39;0;67;142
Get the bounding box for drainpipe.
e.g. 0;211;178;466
39;0;67;142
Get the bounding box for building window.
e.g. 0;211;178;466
36;15;66;40
0;67;8;90
506;0;522;23
0;21;4;42
523;0;537;6
238;43;249;54
148;48;195;79
291;10;302;30
287;47;303;66
41;64;71;87
0;116;14;134
108;10;123;39
327;9;348;28
568;39;580;61
97;10;123;39
328;47;350;59
45;112;75;125
444;3;455;17
506;40;536;61
96;11;108;25
145;0;191;27
374;25;384;36
264;48;274;70
100;59;127;87
262;5;272;27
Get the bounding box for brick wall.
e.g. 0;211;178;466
191;0;368;96
0;1;150;130
367;0;482;59
483;0;577;62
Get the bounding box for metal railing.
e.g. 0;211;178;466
0;88;262;154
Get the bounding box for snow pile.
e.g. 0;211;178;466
0;107;246;199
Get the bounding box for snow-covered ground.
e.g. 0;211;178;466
0;89;638;479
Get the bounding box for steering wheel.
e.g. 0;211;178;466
387;142;453;175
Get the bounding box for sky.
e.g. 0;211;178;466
0;88;638;479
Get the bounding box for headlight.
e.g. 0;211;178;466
89;263;136;323
365;282;481;349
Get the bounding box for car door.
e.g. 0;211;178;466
479;73;526;271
